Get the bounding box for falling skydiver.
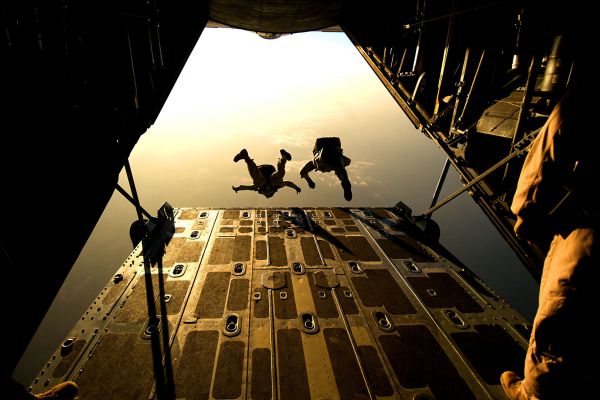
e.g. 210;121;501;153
300;137;352;201
232;148;301;198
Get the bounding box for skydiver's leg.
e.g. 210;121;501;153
341;154;351;167
334;167;352;201
234;149;263;184
272;149;291;181
300;161;317;189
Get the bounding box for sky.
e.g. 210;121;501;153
14;27;538;384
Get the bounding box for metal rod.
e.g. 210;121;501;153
457;49;486;127
450;48;470;134
420;128;539;217
501;55;537;188
434;0;455;115
115;184;154;220
411;71;427;102
411;1;425;73
398;47;408;75
126;31;140;110
428;158;451;213
124;160;144;223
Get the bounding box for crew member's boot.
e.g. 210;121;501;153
500;371;528;400
28;381;79;400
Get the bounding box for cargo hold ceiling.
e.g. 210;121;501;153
207;0;346;33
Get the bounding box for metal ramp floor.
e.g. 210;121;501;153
30;207;529;399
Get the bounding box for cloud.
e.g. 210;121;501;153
272;130;315;149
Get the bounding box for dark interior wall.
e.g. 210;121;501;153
1;0;209;379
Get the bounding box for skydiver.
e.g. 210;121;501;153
300;137;352;201
232;148;301;198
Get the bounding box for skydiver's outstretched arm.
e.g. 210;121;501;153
232;185;258;193
300;161;316;189
282;181;302;194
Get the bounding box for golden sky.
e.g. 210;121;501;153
126;28;444;209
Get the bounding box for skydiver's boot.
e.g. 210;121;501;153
233;149;248;162
341;179;352;201
500;371;528;400
280;149;291;161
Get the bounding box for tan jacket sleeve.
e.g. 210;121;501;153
511;94;576;240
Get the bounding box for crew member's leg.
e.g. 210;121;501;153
526;228;595;397
503;227;597;399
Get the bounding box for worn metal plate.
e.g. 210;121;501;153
32;208;530;399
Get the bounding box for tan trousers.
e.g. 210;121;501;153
523;227;597;399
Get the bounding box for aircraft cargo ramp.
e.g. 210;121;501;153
30;206;529;399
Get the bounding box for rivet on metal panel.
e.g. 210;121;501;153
242;211;250;218
285;228;297;238
426;289;438;297
349;261;363;274
190;230;200;239
402;260;421;273
443;309;468;329
113;273;123;283
323;211;332;218
164;294;172;303
253;292;262;301
373;311;396;332
318;291;327;299
300;312;320;334
140;316;162;339
291;262;305;275
171;264;186;277
223;313;242;337
279;291;288;300
232;262;246;276
199;211;208;219
344;290;353;298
